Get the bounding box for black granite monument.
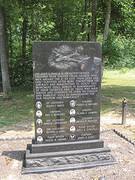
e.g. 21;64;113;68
22;41;116;173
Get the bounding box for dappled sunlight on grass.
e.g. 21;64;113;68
103;68;135;76
102;68;135;86
27;94;34;97
101;69;135;116
102;79;135;86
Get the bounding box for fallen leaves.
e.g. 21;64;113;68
5;157;12;165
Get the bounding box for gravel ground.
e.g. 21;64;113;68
0;129;135;180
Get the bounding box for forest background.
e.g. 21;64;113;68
0;0;135;99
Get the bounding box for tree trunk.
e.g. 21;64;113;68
22;16;27;59
82;0;87;40
0;6;12;99
91;0;98;41
21;0;28;84
60;12;64;40
9;24;13;79
87;0;91;41
103;0;111;42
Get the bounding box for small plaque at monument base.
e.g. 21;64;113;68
22;41;116;174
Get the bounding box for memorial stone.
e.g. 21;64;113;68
22;41;116;173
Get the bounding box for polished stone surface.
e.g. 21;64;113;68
33;41;102;143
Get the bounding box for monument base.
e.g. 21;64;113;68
22;140;116;174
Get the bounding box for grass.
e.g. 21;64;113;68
0;86;33;127
0;68;135;128
101;68;135;116
101;68;135;141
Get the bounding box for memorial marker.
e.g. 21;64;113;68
22;41;116;173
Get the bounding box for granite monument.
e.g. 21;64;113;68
22;41;116;173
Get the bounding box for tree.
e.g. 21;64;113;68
81;0;87;39
0;5;12;99
103;0;111;42
0;0;134;86
91;0;98;41
81;0;98;41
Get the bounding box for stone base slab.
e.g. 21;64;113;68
31;139;104;153
22;140;116;174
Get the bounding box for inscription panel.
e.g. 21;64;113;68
33;42;101;143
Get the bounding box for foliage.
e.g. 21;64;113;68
0;0;135;86
102;0;135;68
103;31;135;68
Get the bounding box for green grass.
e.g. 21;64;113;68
101;68;135;115
0;68;135;128
0;86;33;127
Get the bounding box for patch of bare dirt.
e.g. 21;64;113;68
101;114;135;141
